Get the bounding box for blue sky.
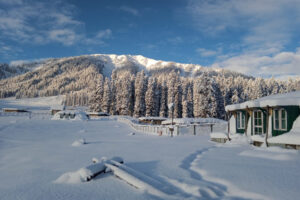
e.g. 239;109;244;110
0;0;300;79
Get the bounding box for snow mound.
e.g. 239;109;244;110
71;138;86;147
266;116;300;145
210;132;228;139
52;110;88;121
227;134;252;145
239;148;296;161
54;168;93;184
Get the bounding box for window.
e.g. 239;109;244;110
237;112;245;129
253;110;263;135
273;108;287;131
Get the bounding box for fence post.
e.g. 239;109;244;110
210;124;213;133
193;125;196;135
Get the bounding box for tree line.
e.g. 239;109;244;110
86;69;299;119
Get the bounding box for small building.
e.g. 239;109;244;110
2;108;28;113
86;112;110;118
52;110;88;120
50;105;65;115
225;91;300;148
138;117;167;125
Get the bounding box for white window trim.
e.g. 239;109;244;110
273;108;287;131
253;110;264;135
237;112;245;129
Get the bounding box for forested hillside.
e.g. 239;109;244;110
0;54;299;119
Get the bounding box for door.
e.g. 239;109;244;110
253;110;264;135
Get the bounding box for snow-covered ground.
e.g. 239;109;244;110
0;97;300;200
0;96;65;111
0;115;300;200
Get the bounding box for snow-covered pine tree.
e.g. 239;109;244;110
286;78;297;93
114;72;135;116
182;79;189;118
193;73;219;118
89;75;104;112
174;77;183;118
101;77;111;113
145;77;157;116
109;70;117;115
252;78;267;99
213;82;225;119
193;75;209;118
159;80;168;117
231;88;242;104
167;71;182;118
133;70;147;117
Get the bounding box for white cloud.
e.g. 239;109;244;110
187;0;300;79
186;0;300;49
120;6;139;16
49;29;78;46
196;48;219;57
84;29;112;45
168;36;183;45
212;48;300;79
0;0;111;47
95;29;112;39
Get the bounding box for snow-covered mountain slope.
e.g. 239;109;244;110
2;54;249;78
0;63;29;80
0;54;250;99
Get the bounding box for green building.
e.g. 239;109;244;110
225;91;300;147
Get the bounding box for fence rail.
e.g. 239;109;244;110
0;112;227;136
116;116;228;136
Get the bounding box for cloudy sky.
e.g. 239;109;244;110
0;0;300;79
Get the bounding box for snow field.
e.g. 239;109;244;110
0;115;300;200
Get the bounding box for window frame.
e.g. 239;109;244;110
273;108;287;131
237;111;245;129
253;110;264;135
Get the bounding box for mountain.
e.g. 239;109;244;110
0;54;298;119
0;54;251;99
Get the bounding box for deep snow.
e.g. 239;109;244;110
0;115;300;200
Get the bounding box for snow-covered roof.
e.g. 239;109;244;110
226;91;300;112
138;117;167;121
161;118;226;125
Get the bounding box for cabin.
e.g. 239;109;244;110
138;117;167;125
225;91;300;148
50;105;65;115
2;108;28;113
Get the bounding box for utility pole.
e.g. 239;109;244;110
168;103;174;137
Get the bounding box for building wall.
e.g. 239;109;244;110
229;115;236;134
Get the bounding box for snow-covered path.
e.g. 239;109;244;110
0;116;300;200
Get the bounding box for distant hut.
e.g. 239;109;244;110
50;105;65;115
2;108;28;113
86;112;110;118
